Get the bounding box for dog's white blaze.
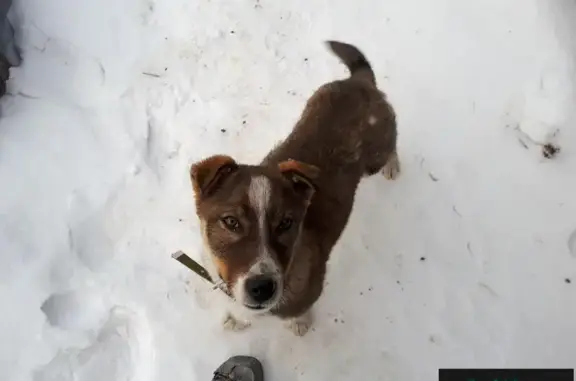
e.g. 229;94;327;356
368;114;378;125
249;175;271;260
248;175;272;249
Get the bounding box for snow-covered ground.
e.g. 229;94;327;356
2;0;576;380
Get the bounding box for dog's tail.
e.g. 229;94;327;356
326;40;375;85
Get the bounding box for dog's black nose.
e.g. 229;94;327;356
245;275;277;304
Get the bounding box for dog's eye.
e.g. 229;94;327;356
277;217;293;233
221;216;240;232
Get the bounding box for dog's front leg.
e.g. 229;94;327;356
222;311;251;331
285;309;313;337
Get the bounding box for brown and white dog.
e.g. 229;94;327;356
189;41;399;336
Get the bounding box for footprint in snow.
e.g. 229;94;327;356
41;290;107;331
67;191;115;271
34;306;154;381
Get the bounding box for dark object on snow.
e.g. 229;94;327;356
0;54;9;97
542;143;560;159
212;356;264;381
0;0;21;98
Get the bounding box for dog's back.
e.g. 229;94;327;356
263;41;397;178
265;41;399;318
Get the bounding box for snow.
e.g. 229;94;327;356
1;0;576;380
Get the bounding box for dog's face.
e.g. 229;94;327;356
190;155;318;312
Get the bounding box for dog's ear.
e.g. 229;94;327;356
278;159;319;201
190;155;238;200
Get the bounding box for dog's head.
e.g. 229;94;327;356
190;155;318;312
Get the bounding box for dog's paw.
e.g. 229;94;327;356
222;313;251;332
382;151;400;180
287;319;310;336
285;311;312;337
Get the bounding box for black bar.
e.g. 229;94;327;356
440;369;573;381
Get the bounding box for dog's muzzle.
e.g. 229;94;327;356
244;274;278;309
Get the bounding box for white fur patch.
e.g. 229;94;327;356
248;176;273;264
382;151;401;180
368;114;378;125
285;309;313;336
248;175;272;237
222;311;251;331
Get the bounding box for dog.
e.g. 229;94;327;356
189;40;399;336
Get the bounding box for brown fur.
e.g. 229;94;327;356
190;40;399;326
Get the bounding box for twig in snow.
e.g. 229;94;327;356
512;124;562;159
142;72;161;78
16;91;41;100
478;282;498;297
428;173;439;182
98;60;106;85
452;205;462;217
518;138;529;149
513;124;537;146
